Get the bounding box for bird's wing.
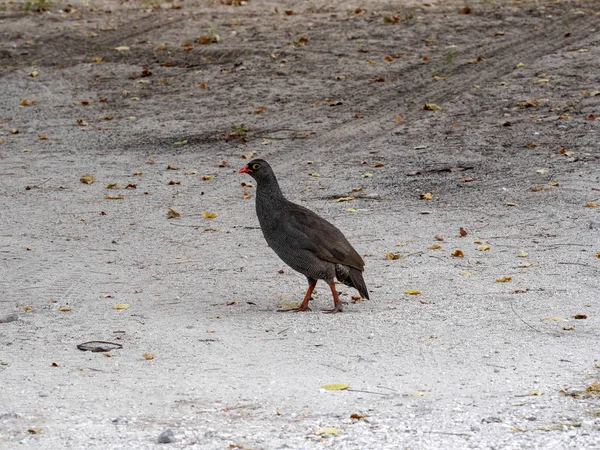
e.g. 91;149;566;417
284;202;364;271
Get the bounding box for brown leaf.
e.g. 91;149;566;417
459;227;468;237
168;208;181;219
530;185;543;192
395;115;404;124
573;314;587;320
385;252;400;260
80;174;94;184
458;6;471;14
168;180;181;185
451;249;464;257
141;352;154;360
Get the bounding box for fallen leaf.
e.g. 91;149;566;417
459;177;474;182
113;304;130;310
76;119;88;127
168;180;181;185
458;6;471;14
167;164;180;170
519;261;533;268
51;362;59;367
385;252;401;260
114;46;130;51
361;173;373;178
58;307;71;312
420;192;433;200
573;314;587;320
345;208;358;213
202;211;217;219
534;78;550;83
395;115;404;124
530;185;543;192
171;140;187;146
80;174;94;184
424;103;442;111
141;352;154;360
219;160;230;168
477;245;491;251
201;175;214;181
105;183;122;189
91;56;102;63
28;70;39;77
126;184;136;189
459;227;468;236
314;428;340;436
548;181;559;186
321;383;349;391
27;428;43;434
404;289;421;295
585;202;597;208
373;162;385;168
451;249;464;257
105;195;124;200
413;391;425;397
434;235;444;241
335;196;355;202
528;390;543;396
536;169;549;174
517;251;528;257
350;413;368;420
308;172;320;177
496;276;512;283
428;243;441;250
524;142;538;148
167;208;181;219
460;271;473;277
542;317;564;321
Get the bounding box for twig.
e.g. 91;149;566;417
169;223;204;228
558;262;589;266
509;301;542;333
167;260;198;265
277;327;290;335
346;389;388;396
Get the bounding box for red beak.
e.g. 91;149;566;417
239;165;252;174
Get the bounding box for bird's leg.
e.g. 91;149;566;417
279;279;316;312
322;281;343;314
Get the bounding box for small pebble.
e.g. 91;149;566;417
158;428;176;444
0;314;19;324
589;221;600;230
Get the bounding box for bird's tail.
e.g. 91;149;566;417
335;265;370;300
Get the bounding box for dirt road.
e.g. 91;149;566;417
1;0;599;448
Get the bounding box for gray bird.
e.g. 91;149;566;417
239;159;369;313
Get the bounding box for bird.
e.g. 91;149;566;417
239;159;369;313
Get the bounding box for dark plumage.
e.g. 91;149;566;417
239;159;369;313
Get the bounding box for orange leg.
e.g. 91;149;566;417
322;281;343;314
279;279;316;312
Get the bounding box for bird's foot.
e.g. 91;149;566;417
321;306;343;314
278;305;312;313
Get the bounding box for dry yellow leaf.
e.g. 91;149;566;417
424;103;441;111
105;195;124;200
184;170;198;175
460;271;473;277
113;304;130;310
361;173;373;178
336;196;355;202
28;71;39;77
315;428;340;436
345;208;358;213
534;78;550;83
413;391;425;397
518;251;528;257
519;261;533;268
58;307;71;312
308;172;320;177
530;185;543;192
105;183;122;189
80;174;94;184
496;276;512;283
167;164;179;170
528;391;543;396
91;56;102;63
76;119;88;127
585;202;597;208
542;317;564;321
321;383;349;391
404;289;421;295
141;352;154;360
202;211;217;219
373;162;385;167
548;181;559;186
385;252;400;260
477;245;491;251
114;46;130;51
420;192;432;200
536;169;549;174
201;175;213;181
428;243;441;250
596;251;600;259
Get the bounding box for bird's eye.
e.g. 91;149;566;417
252;163;260;170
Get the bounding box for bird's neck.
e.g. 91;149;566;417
256;173;285;203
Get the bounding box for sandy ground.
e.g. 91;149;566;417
1;0;600;448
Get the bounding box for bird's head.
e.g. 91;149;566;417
238;159;271;180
